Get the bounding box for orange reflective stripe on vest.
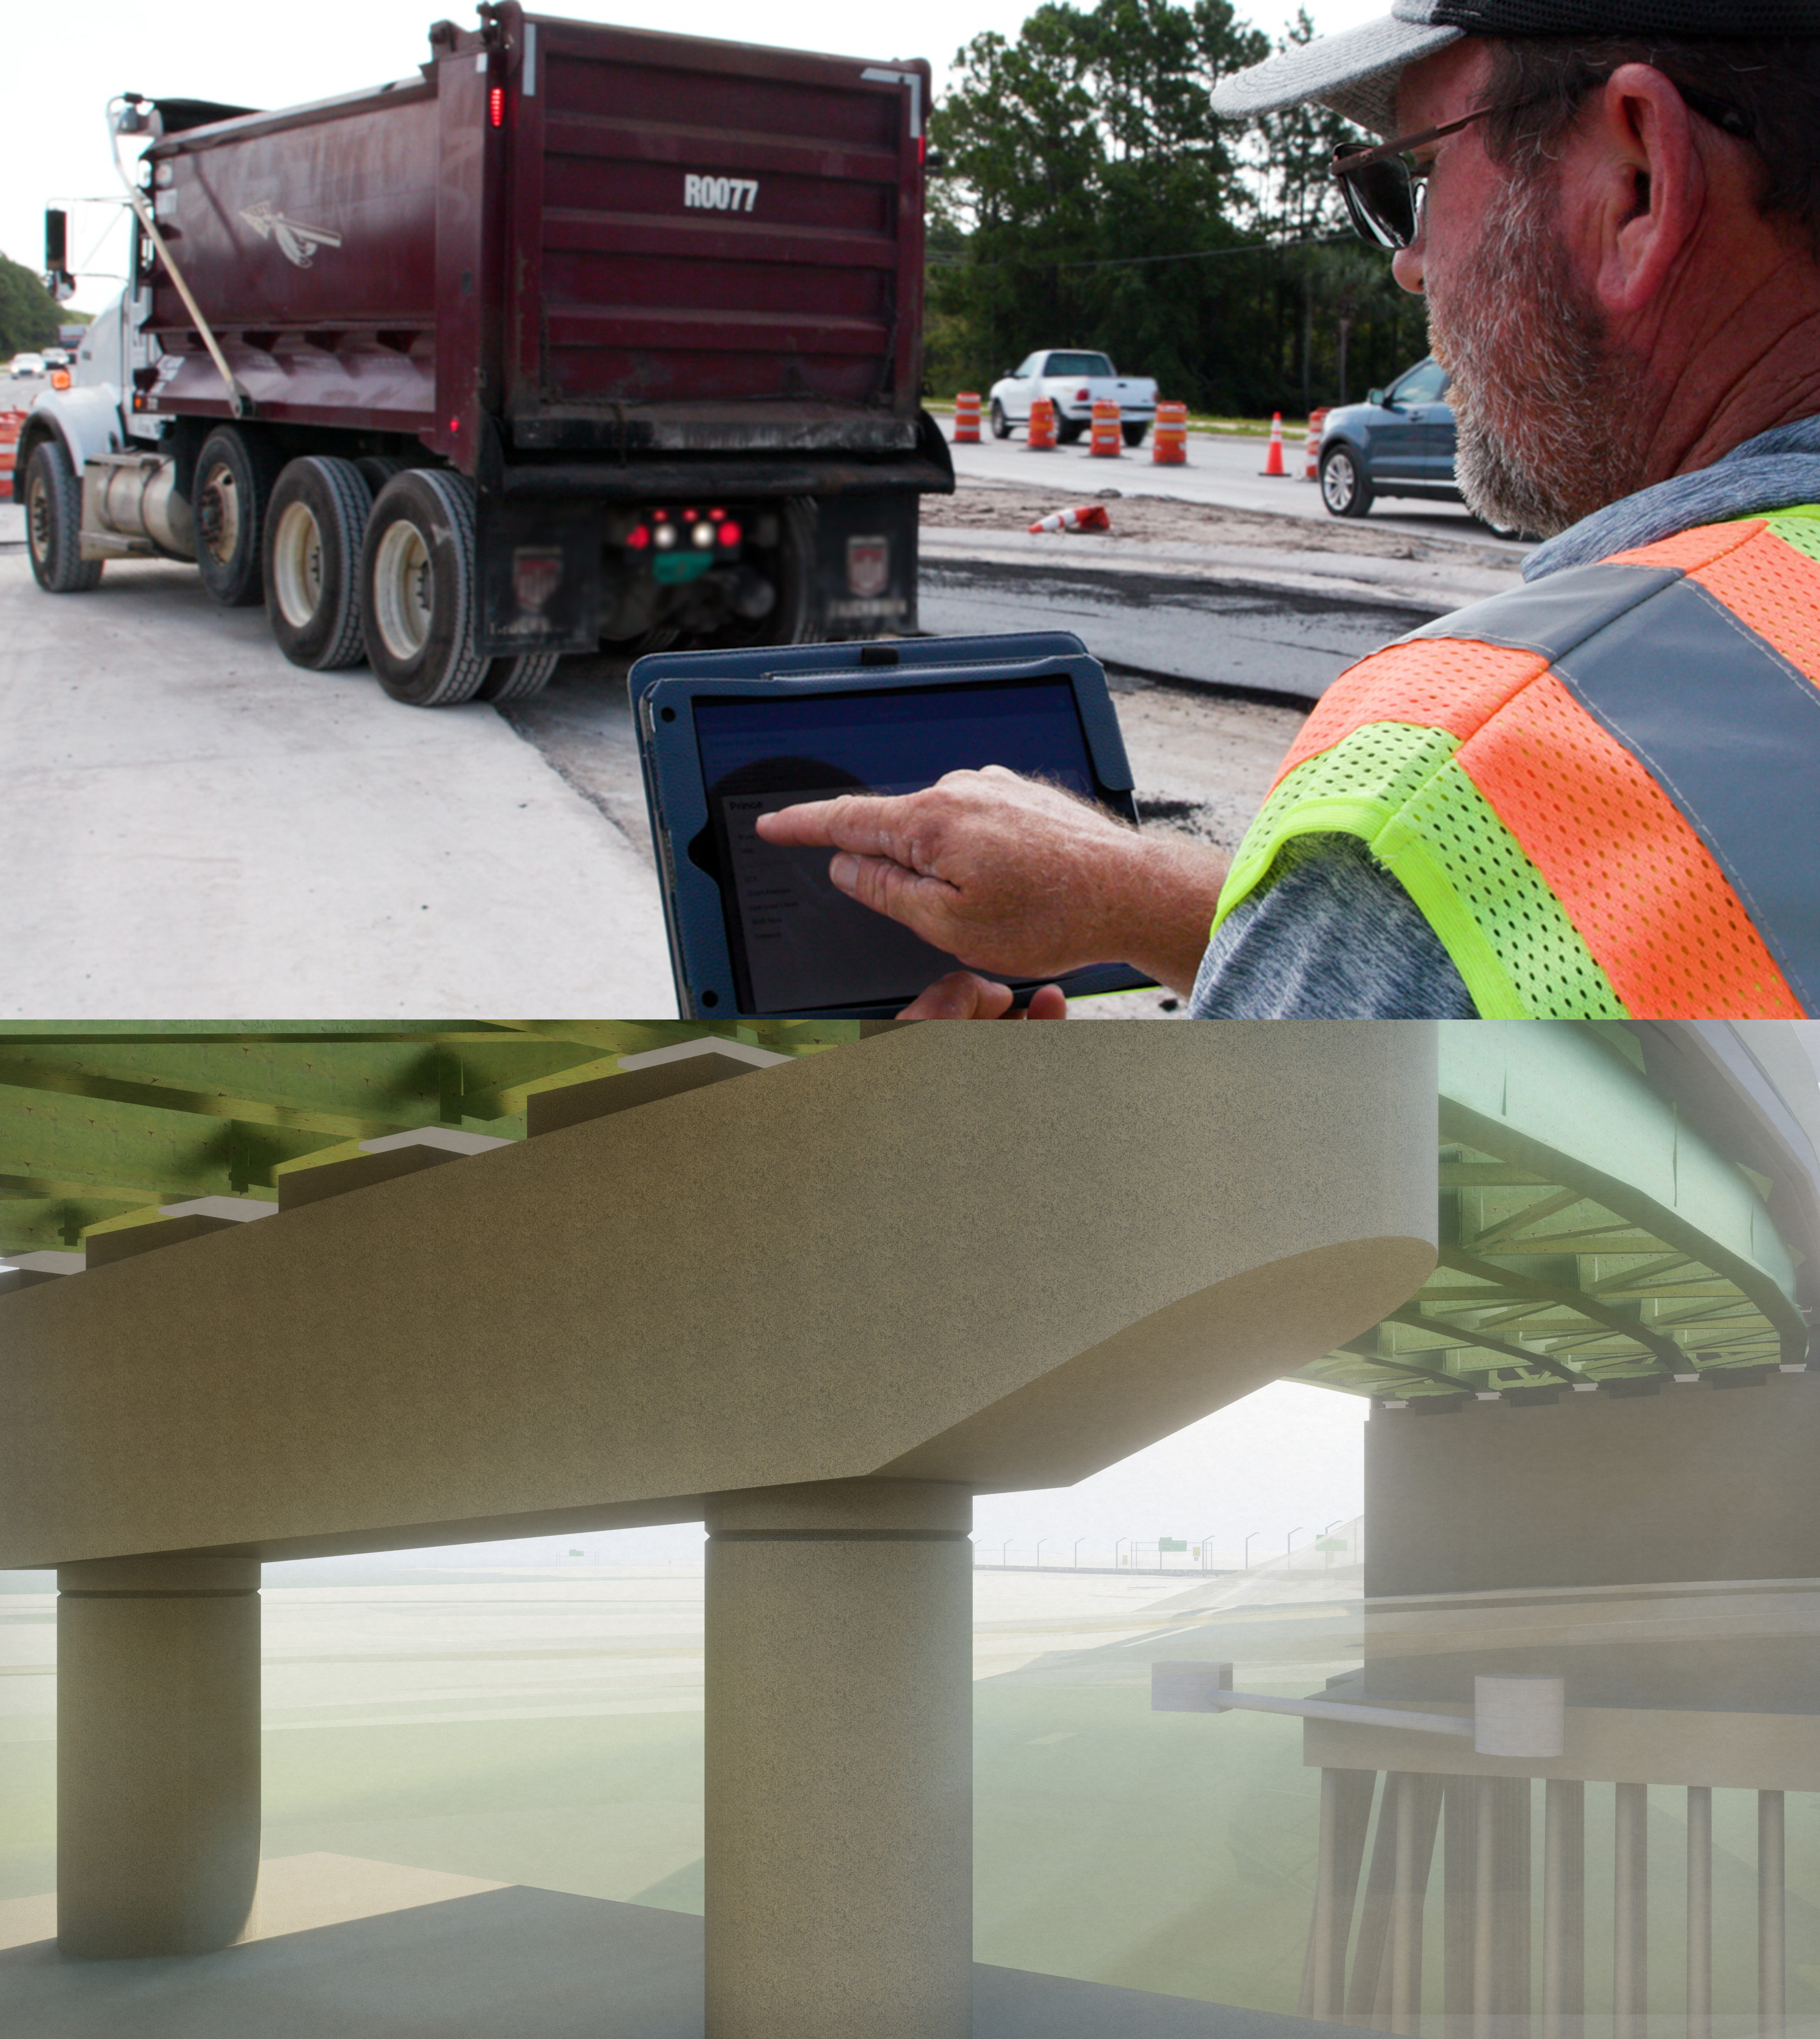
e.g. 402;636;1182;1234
1217;513;1820;1018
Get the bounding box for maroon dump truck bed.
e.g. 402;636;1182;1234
143;6;929;468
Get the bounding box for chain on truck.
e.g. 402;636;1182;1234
16;3;952;707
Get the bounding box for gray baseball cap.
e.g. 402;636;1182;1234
1211;0;1820;137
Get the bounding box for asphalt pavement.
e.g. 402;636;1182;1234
919;558;1432;702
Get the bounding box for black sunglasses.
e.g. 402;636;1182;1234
1331;86;1754;250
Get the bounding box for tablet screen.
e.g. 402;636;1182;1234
693;676;1099;1013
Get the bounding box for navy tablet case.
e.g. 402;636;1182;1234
633;633;1155;1019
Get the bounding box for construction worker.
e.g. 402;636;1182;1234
758;1;1820;1018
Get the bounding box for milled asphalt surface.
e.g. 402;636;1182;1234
919;558;1434;702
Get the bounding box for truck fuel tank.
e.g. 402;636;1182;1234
81;453;196;561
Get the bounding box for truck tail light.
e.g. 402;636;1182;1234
1077;387;1090;400
489;86;505;127
626;525;650;550
717;520;741;548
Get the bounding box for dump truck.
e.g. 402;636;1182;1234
17;5;948;705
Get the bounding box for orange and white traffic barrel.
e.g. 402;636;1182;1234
953;392;982;444
1303;409;1328;482
1027;396;1057;450
0;409;28;498
1153;400;1188;466
1089;399;1122;458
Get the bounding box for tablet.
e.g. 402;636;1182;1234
633;633;1154;1019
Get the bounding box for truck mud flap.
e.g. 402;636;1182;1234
475;495;602;659
811;492;918;640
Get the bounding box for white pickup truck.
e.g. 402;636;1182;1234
987;350;1159;446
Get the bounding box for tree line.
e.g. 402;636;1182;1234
0;254;79;360
925;1;1431;416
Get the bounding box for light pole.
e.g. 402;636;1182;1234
1199;1530;1218;1574
1323;1519;1344;1535
1244;1531;1260;1569
1073;1538;1087;1570
1033;1539;1047;1569
1287;1527;1304;1558
1002;1540;1014;1568
1114;1537;1130;1569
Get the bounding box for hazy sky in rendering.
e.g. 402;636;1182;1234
5;0;1391;319
267;1378;1368;1576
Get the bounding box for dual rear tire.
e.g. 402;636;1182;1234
191;430;555;705
357;468;557;707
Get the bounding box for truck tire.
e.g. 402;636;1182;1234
355;456;407;495
264;456;374;671
194;426;283;607
989;400;1012;440
1055;418;1084;445
1320;443;1375;519
1121;421;1149;449
23;438;103;594
477;652;561;702
359;468;492;707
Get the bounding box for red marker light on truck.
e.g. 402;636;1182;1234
626;525;650;550
489;86;505;127
717;520;741;548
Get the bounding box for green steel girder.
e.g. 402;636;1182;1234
0;1023;859;1259
1296;1022;1809;1402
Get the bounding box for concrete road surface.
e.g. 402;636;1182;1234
0;531;675;1017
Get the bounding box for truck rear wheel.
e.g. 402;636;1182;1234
23;438;104;594
195;426;283;608
1055;419;1084;445
1121;421;1149;449
264;457;374;671
359;469;492;707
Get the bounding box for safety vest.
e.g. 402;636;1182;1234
1211;509;1820;1018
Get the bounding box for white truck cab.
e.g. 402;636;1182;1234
987;350;1159;447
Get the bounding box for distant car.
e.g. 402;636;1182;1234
1318;356;1460;518
9;353;47;379
987;350;1158;446
41;348;71;370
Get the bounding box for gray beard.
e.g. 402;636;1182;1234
1430;178;1651;539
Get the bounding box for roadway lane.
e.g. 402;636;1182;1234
944;424;1526;550
918;556;1434;701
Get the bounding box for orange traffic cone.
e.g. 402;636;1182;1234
1028;504;1112;534
1261;412;1286;476
1088;399;1123;458
953;392;982;443
1153;400;1187;466
1303;409;1328;482
1027;396;1057;450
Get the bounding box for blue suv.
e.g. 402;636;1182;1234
1318;356;1459;518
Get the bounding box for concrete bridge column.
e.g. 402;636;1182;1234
703;1478;973;2039
56;1553;262;1956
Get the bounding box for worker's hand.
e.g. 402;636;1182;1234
895;972;1069;1019
756;766;1230;997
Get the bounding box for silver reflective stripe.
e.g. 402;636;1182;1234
524;21;536;97
1550;575;1820;1015
1401;560;1680;661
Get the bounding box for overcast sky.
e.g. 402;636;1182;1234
6;0;1391;319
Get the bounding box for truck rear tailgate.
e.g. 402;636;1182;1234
510;18;926;451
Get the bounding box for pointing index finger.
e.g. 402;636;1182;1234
754;792;918;857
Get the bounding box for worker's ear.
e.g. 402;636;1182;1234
1577;63;1706;321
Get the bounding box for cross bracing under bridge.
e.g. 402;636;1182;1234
1296;1021;1815;1402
